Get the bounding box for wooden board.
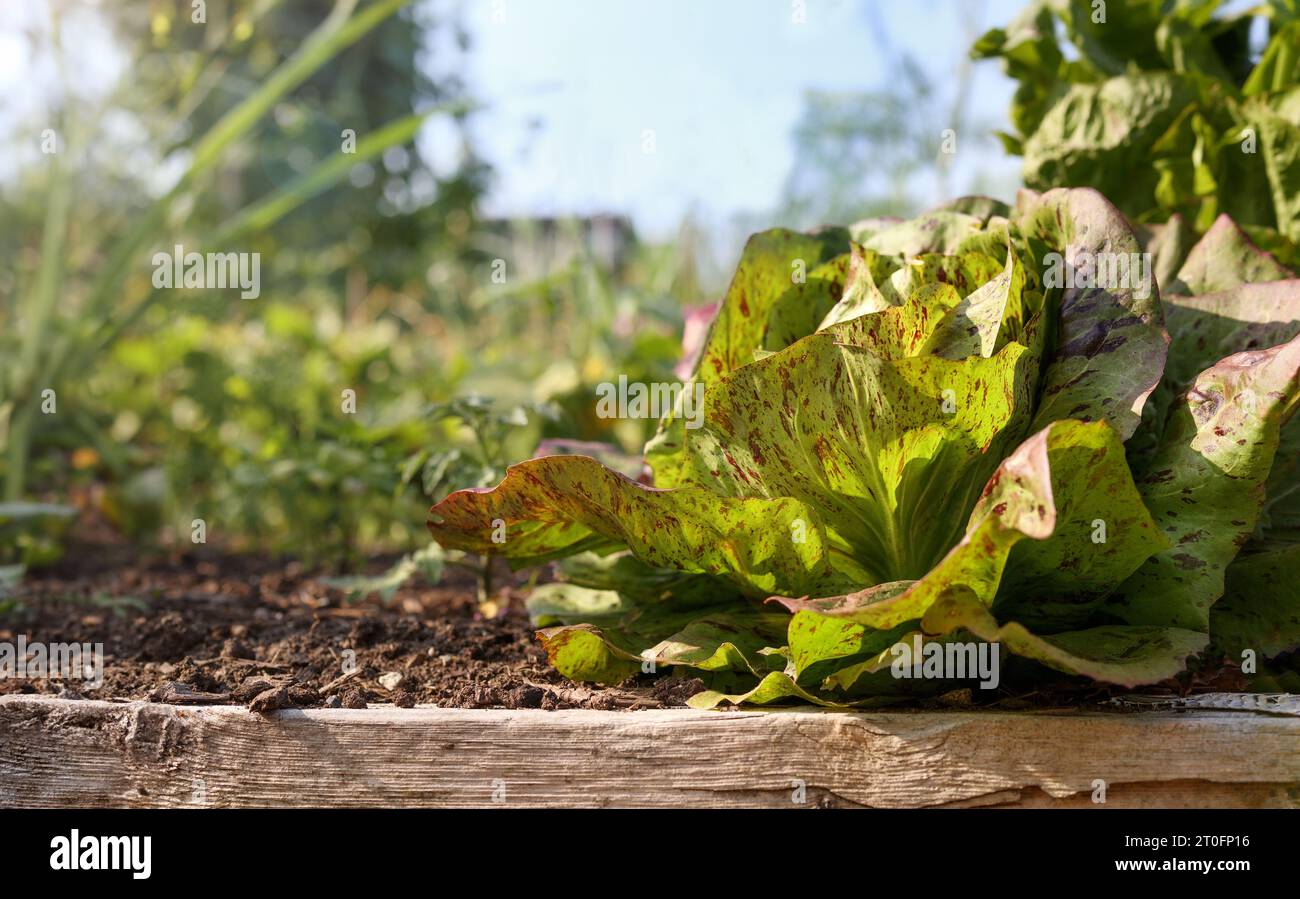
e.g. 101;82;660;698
2;694;1298;808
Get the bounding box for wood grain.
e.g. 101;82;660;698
2;695;1297;808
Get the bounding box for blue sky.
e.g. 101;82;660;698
451;0;1028;239
0;0;1029;243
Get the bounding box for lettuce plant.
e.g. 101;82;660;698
973;0;1300;262
428;189;1300;706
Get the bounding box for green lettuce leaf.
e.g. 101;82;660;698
1163;280;1300;391
975;0;1300;250
1248;60;1300;244
858;210;987;257
537;623;644;684
526;583;632;627
922;589;1208;687
428;455;843;597
1015;188;1168;439
813;244;901;331
687;333;1034;584
1135;213;1195;293
690;228;850;383
644;609;790;674
537;596;789;685
1257;410;1300;546
971;0;1066;140
1018;73;1196;216
762;250;869;350
1167;214;1295;295
1210;544;1300;659
686;671;851;709
1109;334;1300;629
776;582;915;681
779;418;1163;642
646;228;848;489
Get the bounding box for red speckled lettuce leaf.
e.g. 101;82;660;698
646;228;848;489
428;454;845;598
1015;188;1168;439
779;419;1166;665
1109;335;1300;630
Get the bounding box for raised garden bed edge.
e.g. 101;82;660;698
2;695;1299;808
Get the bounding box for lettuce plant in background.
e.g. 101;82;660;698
972;0;1300;263
428;188;1300;706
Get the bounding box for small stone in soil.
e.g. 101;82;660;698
339;687;367;709
220;638;250;659
233;675;288;703
510;685;546;708
248;684;293;714
288;685;321;706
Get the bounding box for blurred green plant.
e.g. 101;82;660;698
402;396;560;498
0;0;458;509
974;0;1300;255
92;301;449;559
0;1;724;567
0;501;75;567
322;541;447;604
0;501;75;610
76;228;692;561
325;395;562;602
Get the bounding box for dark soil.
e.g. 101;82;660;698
0;544;705;711
2;542;1256;714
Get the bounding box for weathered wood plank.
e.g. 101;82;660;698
2;695;1298;808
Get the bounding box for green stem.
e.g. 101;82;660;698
6;8;72;502
478;557;493;604
4;404;36;502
